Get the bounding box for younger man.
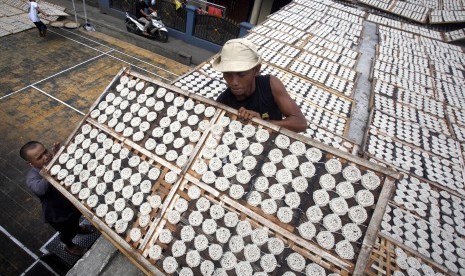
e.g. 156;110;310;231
28;0;49;37
20;141;91;256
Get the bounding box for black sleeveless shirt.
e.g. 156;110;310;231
216;75;283;121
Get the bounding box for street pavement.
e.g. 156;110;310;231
45;0;216;65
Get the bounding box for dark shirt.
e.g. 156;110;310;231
26;168;79;223
135;0;149;18
217;75;283;121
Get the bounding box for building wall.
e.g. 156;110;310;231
256;0;273;24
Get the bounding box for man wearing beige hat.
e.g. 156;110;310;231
212;38;307;133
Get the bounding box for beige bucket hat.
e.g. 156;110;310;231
212;38;262;72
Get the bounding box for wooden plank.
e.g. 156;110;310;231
342;113;352;138
142;177;184;250
368;78;378;112
366;237;389;276
142;214;168;260
359;109;375;156
178;109;222;177
353;176;396;275
139;176;184;250
454;137;465;174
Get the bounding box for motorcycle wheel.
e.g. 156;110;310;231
126;22;137;33
159;31;168;42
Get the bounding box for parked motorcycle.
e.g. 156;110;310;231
125;12;168;42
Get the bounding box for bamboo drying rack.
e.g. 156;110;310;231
42;67;400;275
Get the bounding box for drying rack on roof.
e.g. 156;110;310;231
42;67;400;275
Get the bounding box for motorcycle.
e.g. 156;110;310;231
125;12;168;42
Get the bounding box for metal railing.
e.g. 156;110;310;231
186;0;226;17
111;0;136;12
154;0;187;32
109;0;241;46
193;14;239;45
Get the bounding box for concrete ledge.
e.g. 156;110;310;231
67;236;164;276
67;237;119;276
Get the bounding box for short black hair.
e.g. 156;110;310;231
19;141;42;161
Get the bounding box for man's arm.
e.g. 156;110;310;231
27;171;50;196
269;75;308;132
140;8;149;17
136;2;149;17
141;3;153;17
52;142;60;155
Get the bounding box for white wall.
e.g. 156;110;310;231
256;0;273;24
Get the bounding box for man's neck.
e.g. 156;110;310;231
235;91;253;101
233;76;257;101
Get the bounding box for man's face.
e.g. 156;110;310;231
223;66;260;100
26;143;52;169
